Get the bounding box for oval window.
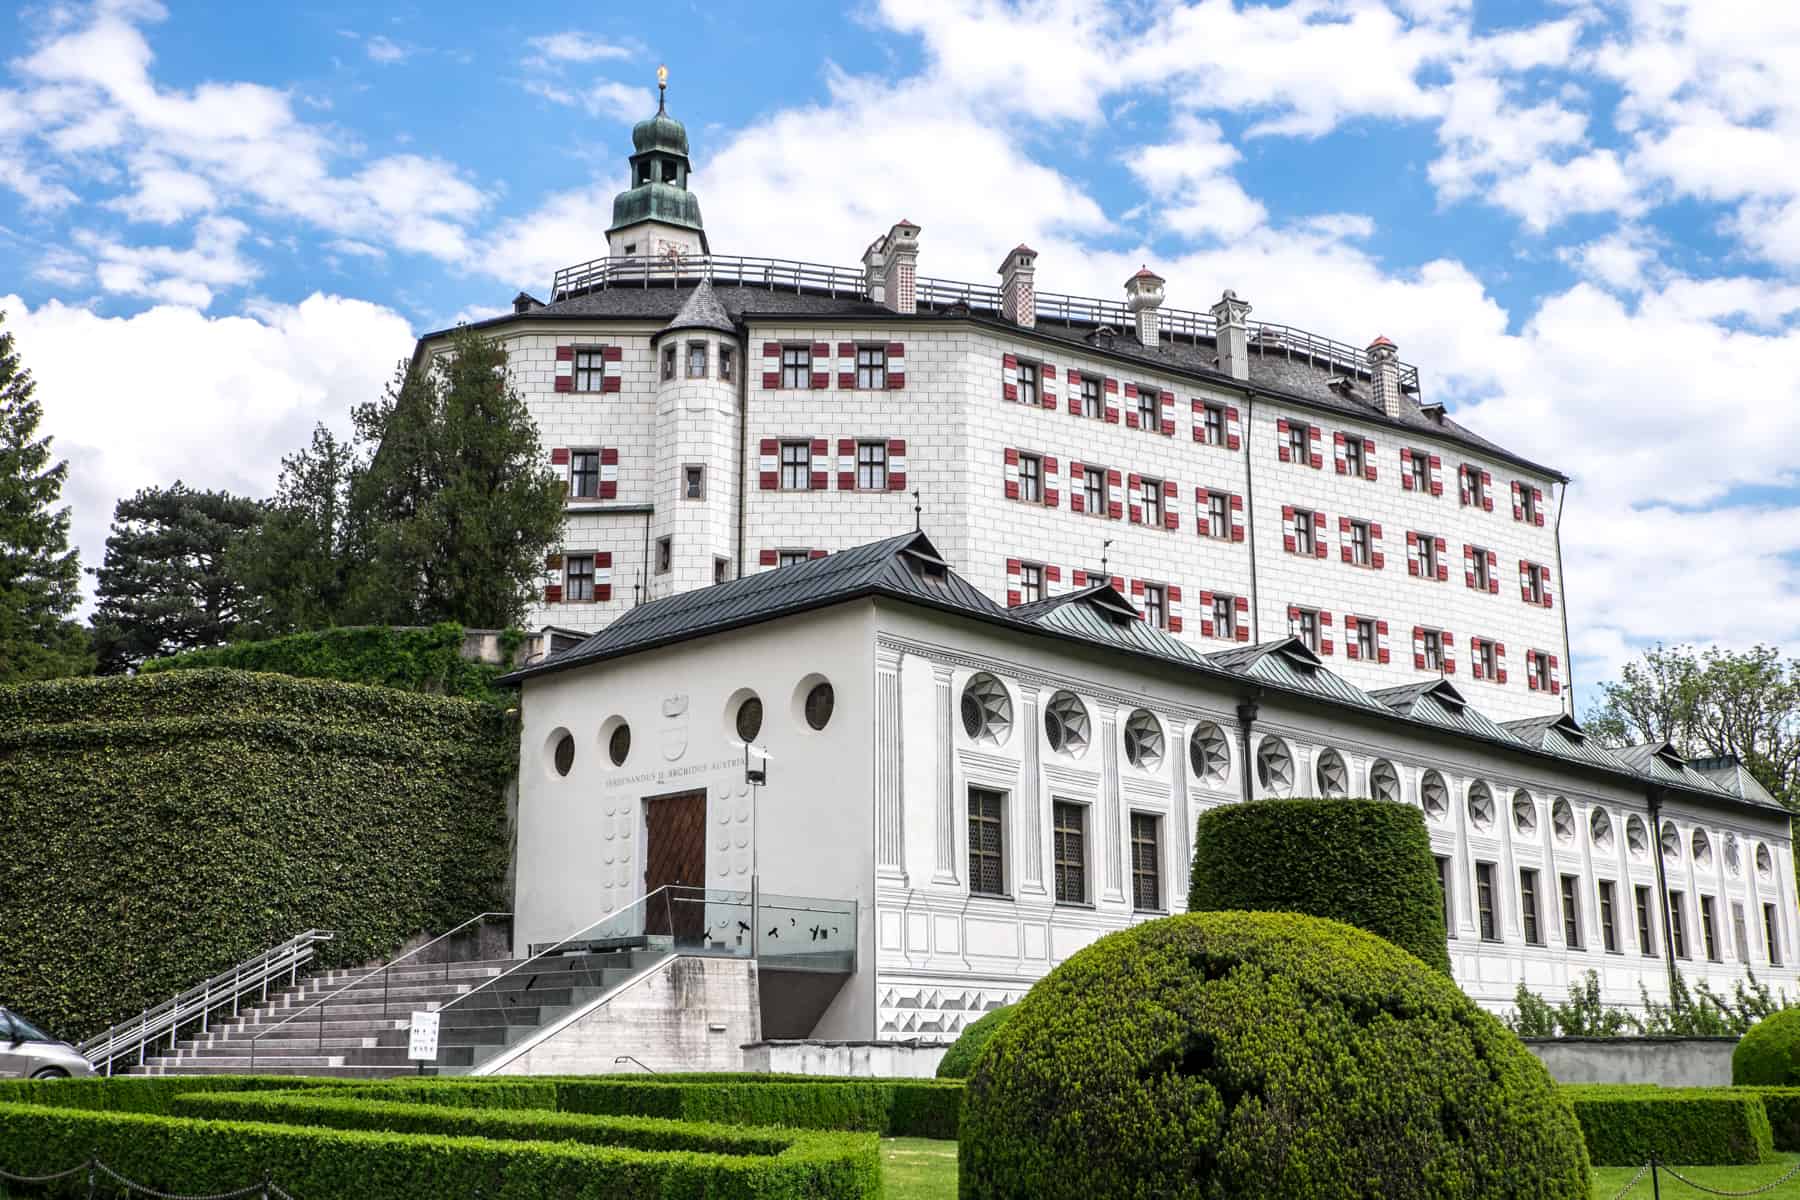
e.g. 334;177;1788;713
1189;722;1230;783
608;722;631;766
735;695;764;743
552;731;575;777
1123;709;1163;769
1255;737;1294;795
961;673;1013;745
1044;691;1090;755
1315;749;1348;798
1369;759;1401;804
804;681;835;731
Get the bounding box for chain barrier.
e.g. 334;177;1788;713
1660;1156;1800;1196
1607;1160;1652;1200
0;1156;292;1200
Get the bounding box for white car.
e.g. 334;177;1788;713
0;1007;96;1079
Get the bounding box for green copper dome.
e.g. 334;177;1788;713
632;110;689;156
611;181;704;234
608;77;708;250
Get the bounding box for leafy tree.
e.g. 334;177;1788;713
348;328;562;628
89;483;263;672
1587;643;1799;807
228;424;360;636
0;311;92;681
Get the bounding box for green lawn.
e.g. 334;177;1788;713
883;1138;957;1199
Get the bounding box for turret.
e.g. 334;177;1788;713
607;67;709;259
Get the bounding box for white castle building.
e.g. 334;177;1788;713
423;84;1797;1041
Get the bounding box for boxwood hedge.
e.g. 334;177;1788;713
1189;796;1452;974
935;1005;1014;1079
1563;1085;1775;1165
0;669;513;1039
1741;1087;1800;1152
960;912;1589;1199
1735;1008;1800;1085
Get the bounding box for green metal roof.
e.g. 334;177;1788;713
1208;639;1385;710
632;110;689;156
1371;680;1522;743
610;181;706;235
1503;713;1632;773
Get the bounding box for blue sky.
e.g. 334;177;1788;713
3;0;1798;710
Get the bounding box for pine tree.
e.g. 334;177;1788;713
227;424;360;636
0;311;92;681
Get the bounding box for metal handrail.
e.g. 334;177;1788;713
80;929;335;1075
247;911;508;1071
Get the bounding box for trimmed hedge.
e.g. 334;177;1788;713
1736;1008;1800;1085
960;912;1589;1199
142;623;517;707
0;1075;358;1114
936;1005;1014;1079
1742;1088;1800;1152
1564;1085;1775;1166
0;669;513;1039
1189;796;1452;974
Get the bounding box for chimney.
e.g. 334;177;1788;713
1367;336;1402;420
999;245;1038;327
1210;289;1252;381
512;291;543;315
1124;266;1165;347
880;220;921;316
861;237;886;304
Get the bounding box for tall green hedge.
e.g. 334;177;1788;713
0;669;514;1039
142;623;517;706
1189;796;1452;974
1563;1085;1775;1166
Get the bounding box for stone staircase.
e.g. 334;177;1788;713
134;948;667;1078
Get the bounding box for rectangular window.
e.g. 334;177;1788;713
1635;885;1657;957
1291;508;1317;555
686;341;707;379
1520;484;1539;523
1131;813;1162;912
1287;421;1311;463
1436;855;1454;935
1080;376;1102;418
968;787;1006;897
780;441;812;490
1143;583;1168;630
777;549;811;567
655;535;672;574
570;450;600;499
1734;902;1751;964
1423;629;1445;672
1766;903;1784;967
565;554;595;602
1053;801;1086;905
1472;547;1493;591
780;345;811;389
1463;464;1486;508
1018;453;1043;502
714;556;730;584
1476;861;1499;942
1701;895;1720;962
1525;562;1549;605
661;344;677;381
1205;493;1230;538
1084;467;1106;515
1018;562;1045;604
574;348;605;392
1408;448;1430;492
1669;890;1689;959
1476;639;1499;680
1135;386;1158;432
683;465;705;499
1201;402;1225;446
1018;360;1039;406
856;441;888;490
1599;881;1619;953
1349;519;1372;566
1560;874;1582;949
856;346;887;389
1344;436;1366;478
1530;652;1552;692
718;345;735;383
1415;532;1441;578
1520;868;1542;946
1351;617;1377;661
1140;477;1164;526
1213;594;1237;639
1292;607;1321;653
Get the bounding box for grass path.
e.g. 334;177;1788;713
882;1138;957;1199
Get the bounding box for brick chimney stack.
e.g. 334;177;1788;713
1124;266;1166;347
880;220;921;316
1367;336;1402;420
1210;289;1252;381
861;237;886;304
999;244;1038;327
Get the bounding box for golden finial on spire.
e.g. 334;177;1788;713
656;64;668;112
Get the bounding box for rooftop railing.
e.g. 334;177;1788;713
549;253;1421;396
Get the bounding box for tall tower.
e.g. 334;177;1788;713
648;280;741;599
607;67;709;259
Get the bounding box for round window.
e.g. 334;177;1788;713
1420;771;1448;819
1661;821;1682;861
804;681;835;731
552;731;575;777
608;722;631;766
735;695;764;743
1590;807;1614;851
1369;759;1401;804
1691;829;1713;868
1627;815;1649;858
1467;782;1494;831
1512;790;1536;836
1315;749;1348;798
1255;737;1294;795
960;673;1013;745
1123;709;1164;769
1044;691;1090;755
1189;722;1230;783
1551;797;1575;843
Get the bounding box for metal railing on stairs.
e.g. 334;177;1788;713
80;929;336;1076
246;912;509;1072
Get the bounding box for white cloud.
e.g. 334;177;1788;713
365;35;408;65
523;78;646;122
72;215;257;308
525;32;637;64
1126;116;1266;241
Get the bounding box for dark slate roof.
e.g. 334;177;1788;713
656;279;737;339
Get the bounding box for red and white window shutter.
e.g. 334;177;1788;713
837;343;856;390
1124;383;1140;428
1281;505;1297;553
1345;616;1391;664
886;342;907;390
595;552;614;601
1001;353;1020;403
887;439;908;490
1163;479;1180;530
1235;595;1250;641
1362;437;1377;481
1334;431;1349;474
599;448;618;499
550;447;570;465
1401;447;1416;488
1106;469;1123;519
810;438;829;489
1443;631;1456;674
1127;472;1142;523
1313;511;1328;559
1044;456;1060;507
1526;649;1564;694
1480;468;1494;511
761;342;782;389
809;343;830;390
1226;405;1242;450
1167;584;1183;632
1004;448;1021;500
1068;460;1085;512
757;438;779;490
1309;427;1324;470
1066;369;1084;416
1005;558;1021;607
1412;627;1427;670
1103;377;1120;424
554;345;574;393
1428;454;1444;496
1160;390;1176;436
1277;417;1292;462
1039;361;1057;410
838;439;857;490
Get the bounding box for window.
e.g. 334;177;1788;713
857;441;888;490
1291;607;1320;653
1463;465;1487;508
1083;467;1106;515
1407;448;1430;492
1140;477;1164;526
683;465;705;499
565;554;595;602
1080;375;1102;418
1766;903;1784;966
1135;385;1158;432
574;347;605;392
718;345;735;383
1131;813;1163;911
1414;532;1441;579
552;731;575;776
1290;508;1317;555
686;341;707;379
1018;360;1039;406
1200;402;1225;446
1635;886;1657;957
1476;639;1499;680
714;556;730;584
1287;420;1311;463
1053;801;1086;905
1018;562;1045;604
780;345;811;389
1017;453;1043;502
735;695;764;743
856;345;887;389
1472;547;1493;591
1520;484;1539;524
1351;616;1377;661
1203;492;1230;538
570;450;600;499
1520;869;1542;945
661;344;677;381
968;787;1006;897
608;721;631;765
1348;519;1372;566
1213;594;1237;639
1524;562;1549;605
1435;855;1453;934
1143;583;1167;630
655;536;672;574
1530;652;1552;692
1560;874;1582;949
1343;436;1366;478
1476;862;1499;942
1599;881;1619;952
1669;890;1689;959
805;682;835;730
780;441;812;490
1422;629;1445;672
1701;895;1720;961
777;549;811;567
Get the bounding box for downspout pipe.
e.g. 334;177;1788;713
735;327;750;580
1241;390;1260;643
1236;696;1261;807
1553;479;1574;712
1647;787;1681;999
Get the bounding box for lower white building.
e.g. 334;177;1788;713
504;532;1798;1039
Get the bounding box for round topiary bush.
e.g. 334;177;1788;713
936;1004;1015;1079
1189;797;1451;974
1735;1008;1800;1085
960;912;1590;1200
